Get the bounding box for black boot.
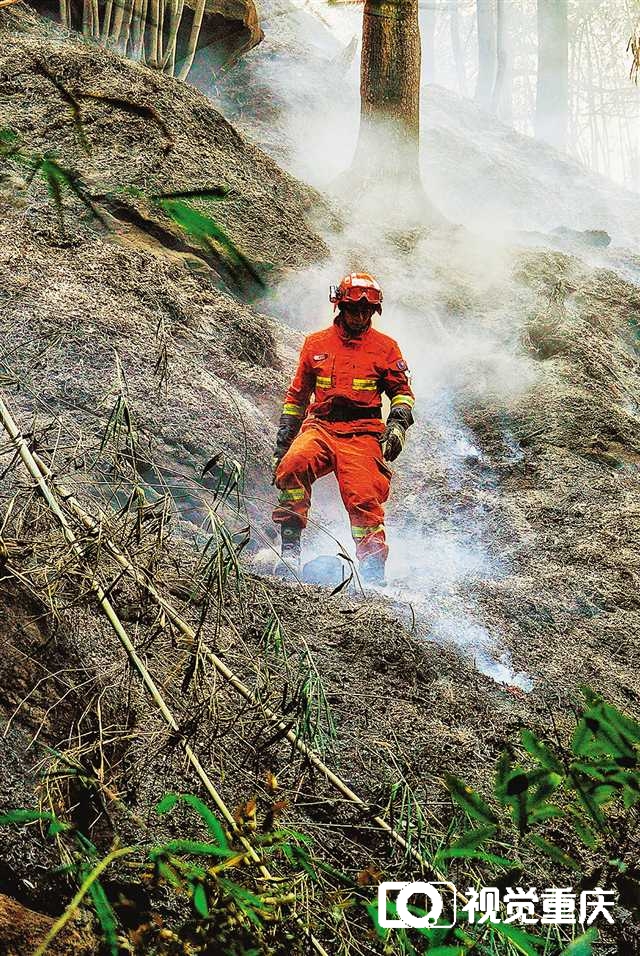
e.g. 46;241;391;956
280;523;301;571
359;554;386;586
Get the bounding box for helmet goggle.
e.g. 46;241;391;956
329;284;383;306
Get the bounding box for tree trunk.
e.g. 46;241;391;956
491;0;512;122
535;0;568;151
475;0;496;109
354;0;422;180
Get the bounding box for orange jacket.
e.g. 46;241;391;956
280;319;415;436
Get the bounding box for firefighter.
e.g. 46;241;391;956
272;272;415;585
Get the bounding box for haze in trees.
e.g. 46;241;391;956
535;0;569;150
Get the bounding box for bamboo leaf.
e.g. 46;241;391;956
156;792;229;849
573;712;630;760
422;949;467;955
599;701;640;746
520;730;563;773
526;834;581;870
435;847;512;867
154;838;234;858
450;826;497;850
488;921;542;956
155;858;182;888
192;881;209;917
87;880;119;956
331;569;353;595
0;809;57;826
494;747;514;803
444;775;498;825
559;928;598;955
153;187;228;201
527;804;565;825
157;198;264;287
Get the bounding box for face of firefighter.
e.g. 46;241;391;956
340;300;376;335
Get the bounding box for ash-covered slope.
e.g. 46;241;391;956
0;3;331;502
1;5;640;953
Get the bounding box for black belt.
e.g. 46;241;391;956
315;405;382;423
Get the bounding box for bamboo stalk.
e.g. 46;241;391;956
82;0;90;35
101;0;113;41
121;0;137;56
25;443;447;884
110;0;127;48
0;392;330;956
163;0;184;74
59;0;69;28
157;0;166;67
149;0;160;64
177;0;205;81
135;0;149;61
91;0;100;38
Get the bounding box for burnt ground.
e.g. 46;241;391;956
0;5;640;956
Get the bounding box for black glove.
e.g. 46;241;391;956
381;403;413;462
271;443;290;480
381;421;406;461
272;413;302;481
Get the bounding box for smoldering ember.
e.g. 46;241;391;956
0;1;639;954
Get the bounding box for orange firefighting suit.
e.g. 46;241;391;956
272;318;415;562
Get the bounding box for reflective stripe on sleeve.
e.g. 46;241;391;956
351;523;385;540
282;402;304;417
390;395;415;409
352;378;378;391
279;488;305;502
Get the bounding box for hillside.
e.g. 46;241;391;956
0;4;639;955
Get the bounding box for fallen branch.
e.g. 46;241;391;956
23;411;452;886
0;391;330;956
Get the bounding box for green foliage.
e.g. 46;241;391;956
1;127;264;293
444;774;498;826
0;791;317;954
155;195;265;290
292;645;338;757
1;128;108;234
156;791;230;849
559;928;598;955
435;688;639;952
1;691;626;956
201;450;245;510
85;875;119;956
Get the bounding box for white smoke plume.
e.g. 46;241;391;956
212;0;635;691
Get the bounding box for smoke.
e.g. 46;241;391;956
213;0;640;244
252;177;539;689
213;0;606;692
430;618;534;693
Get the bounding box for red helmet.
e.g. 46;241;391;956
329;272;383;314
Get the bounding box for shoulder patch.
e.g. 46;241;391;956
313;352;329;362
396;359;408;371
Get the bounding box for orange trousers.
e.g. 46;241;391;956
273;422;391;561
